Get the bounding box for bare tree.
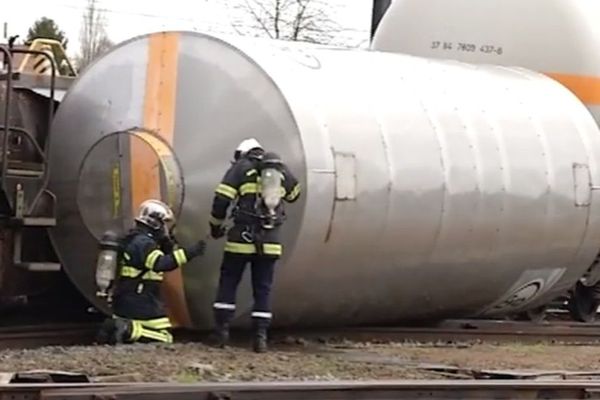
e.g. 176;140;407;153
229;0;342;45
77;0;114;71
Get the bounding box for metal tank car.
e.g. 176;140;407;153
371;0;600;322
47;31;600;330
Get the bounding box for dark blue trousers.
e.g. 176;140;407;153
213;252;276;328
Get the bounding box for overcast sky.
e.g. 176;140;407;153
4;0;372;57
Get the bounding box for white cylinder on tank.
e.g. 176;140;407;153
371;0;600;123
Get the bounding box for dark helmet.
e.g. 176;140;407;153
261;151;283;169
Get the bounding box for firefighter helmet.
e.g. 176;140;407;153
233;138;263;161
135;199;175;230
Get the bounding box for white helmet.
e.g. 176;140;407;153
234;138;263;161
135;199;174;231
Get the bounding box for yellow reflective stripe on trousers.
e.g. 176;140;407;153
216;183;238;199
140;317;172;330
130;321;142;341
224;241;282;256
120;266;163;281
145;249;164;269
139;327;173;343
239;182;259;195
286;183;301;201
173;248;187;267
130;321;172;343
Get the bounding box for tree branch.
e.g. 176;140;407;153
234;0;342;44
243;0;275;38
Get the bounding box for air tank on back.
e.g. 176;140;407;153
48;31;600;329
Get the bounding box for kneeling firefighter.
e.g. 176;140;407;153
209;138;301;352
96;199;206;344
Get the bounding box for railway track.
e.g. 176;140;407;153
0;320;599;399
0;323;99;349
3;380;600;399
274;318;600;345
1;318;600;350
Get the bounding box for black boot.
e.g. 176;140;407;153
212;309;232;348
214;322;230;348
113;318;132;344
96;318;116;345
252;320;268;353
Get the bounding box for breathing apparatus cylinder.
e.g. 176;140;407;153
95;230;120;301
259;152;285;229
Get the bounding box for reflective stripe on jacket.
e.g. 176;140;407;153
112;228;197;320
210;156;301;258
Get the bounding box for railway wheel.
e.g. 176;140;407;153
524;306;547;323
515;305;547;323
568;282;599;323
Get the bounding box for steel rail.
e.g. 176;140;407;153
1;380;600;400
0;318;599;351
275;319;600;345
0;322;99;349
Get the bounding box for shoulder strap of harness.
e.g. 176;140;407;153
117;230;147;281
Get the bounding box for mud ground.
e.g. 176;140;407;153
1;337;599;382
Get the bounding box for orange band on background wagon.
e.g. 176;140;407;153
545;73;600;105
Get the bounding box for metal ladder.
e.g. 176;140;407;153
1;45;60;272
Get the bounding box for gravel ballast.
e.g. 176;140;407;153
1;339;598;382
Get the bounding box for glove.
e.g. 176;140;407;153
158;226;178;253
160;237;176;253
209;223;226;239
187;239;206;258
156;227;174;252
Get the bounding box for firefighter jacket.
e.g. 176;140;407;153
112;226;204;320
210;156;301;258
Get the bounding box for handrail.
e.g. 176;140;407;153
9;49;55;214
0;125;47;165
0;47;12;190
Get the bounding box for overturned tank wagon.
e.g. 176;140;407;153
371;0;600;321
48;31;600;329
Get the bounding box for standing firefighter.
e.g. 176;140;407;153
209;139;301;352
96;199;206;344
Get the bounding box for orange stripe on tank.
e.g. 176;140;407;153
132;32;192;328
545;73;600;106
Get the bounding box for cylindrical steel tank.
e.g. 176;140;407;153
371;0;600;122
48;31;600;329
